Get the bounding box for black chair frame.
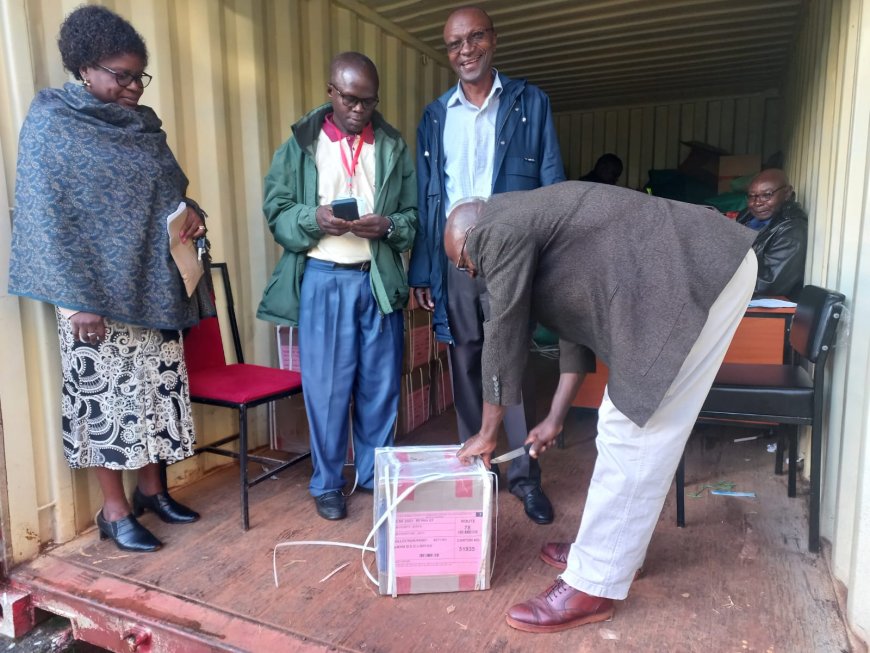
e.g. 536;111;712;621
191;263;310;530
675;285;845;553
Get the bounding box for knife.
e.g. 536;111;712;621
490;443;533;464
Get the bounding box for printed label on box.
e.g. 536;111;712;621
393;510;484;576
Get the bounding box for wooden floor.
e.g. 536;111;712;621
16;409;857;653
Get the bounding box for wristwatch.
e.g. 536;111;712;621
384;218;395;239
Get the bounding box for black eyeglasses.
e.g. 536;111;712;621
456;226;477;271
96;64;152;88
328;83;379;110
747;185;786;204
445;28;494;54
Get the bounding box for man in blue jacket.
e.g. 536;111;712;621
408;6;565;524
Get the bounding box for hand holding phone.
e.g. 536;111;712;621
331;198;360;221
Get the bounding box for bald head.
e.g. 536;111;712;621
747;168;792;221
330;51;379;88
445;6;494;31
445;198;486;270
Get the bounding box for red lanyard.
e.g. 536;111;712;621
340;135;364;194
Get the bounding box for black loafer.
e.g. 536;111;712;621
315;490;347;520
96;510;162;552
132;488;200;524
522;487;554;524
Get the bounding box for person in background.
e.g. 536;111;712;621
9;5;211;552
258;52;417;521
448;183;756;632
409;6;565;525
579;153;623;185
736;168;808;299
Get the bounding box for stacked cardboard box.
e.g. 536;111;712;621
398;308;435;436
430;352;453;416
374;445;494;596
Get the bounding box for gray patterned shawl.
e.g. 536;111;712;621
9;83;214;330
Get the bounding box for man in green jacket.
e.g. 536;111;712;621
258;52;417;520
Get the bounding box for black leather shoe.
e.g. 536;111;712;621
96;510;162;552
132;488;200;524
522;487;554;524
315;490;347;520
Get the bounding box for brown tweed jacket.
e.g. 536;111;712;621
468;181;756;427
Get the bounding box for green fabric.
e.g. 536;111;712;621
704;191;748;212
257;104;418;326
532;324;559;346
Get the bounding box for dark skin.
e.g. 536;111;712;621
746;169;792;222
315;62;391;240
443;202;586;467
413;7;498;312
76;51;196;520
75;52;205;348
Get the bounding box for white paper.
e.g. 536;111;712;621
166;201;203;297
748;298;797;308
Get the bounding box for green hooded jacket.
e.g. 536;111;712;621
257;104;418;326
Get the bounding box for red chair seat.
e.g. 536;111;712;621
188;364;302;404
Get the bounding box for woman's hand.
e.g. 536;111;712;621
179;206;206;243
70;312;106;345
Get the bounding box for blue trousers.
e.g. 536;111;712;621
298;259;403;496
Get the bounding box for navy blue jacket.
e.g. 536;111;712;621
408;73;566;342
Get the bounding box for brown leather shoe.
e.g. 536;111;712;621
539;542;645;580
506;579;614;633
540;541;570;570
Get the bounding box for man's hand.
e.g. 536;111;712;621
350;213;390;239
525;417;564;458
413;287;435;312
179;206;206;243
456;431;498;468
316;205;352;236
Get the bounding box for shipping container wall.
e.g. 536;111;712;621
778;0;870;642
0;0;450;563
554;93;782;190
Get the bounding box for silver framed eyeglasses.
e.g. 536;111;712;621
456;226;476;271
95;64;153;88
445;28;494;54
747;185;786;204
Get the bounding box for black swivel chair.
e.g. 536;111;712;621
675;285;845;553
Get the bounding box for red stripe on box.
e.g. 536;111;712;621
454;477;473;498
458;575;477;591
396;576;412;595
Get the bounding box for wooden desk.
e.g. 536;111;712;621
571;305;796;409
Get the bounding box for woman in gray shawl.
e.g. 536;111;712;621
8;6;214;552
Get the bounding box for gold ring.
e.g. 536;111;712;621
196;225;206;231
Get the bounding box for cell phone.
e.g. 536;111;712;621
331;198;360;221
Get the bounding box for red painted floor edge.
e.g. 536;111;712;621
6;554;338;653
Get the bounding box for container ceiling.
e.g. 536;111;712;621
358;0;807;111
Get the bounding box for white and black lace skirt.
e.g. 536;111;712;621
56;310;197;470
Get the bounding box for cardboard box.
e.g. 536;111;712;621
398;364;431;437
270;394;310;453
276;325;301;372
431;353;453;415
717;154;761;193
678;141;761;194
373;445;494;596
403;309;435;373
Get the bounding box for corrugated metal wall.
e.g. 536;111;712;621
0;0;450;560
780;0;870;642
554;93;781;188
2;1;870;641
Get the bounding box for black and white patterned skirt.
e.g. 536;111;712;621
56;310;196;470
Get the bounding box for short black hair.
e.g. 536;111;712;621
330;52;379;88
58;5;148;80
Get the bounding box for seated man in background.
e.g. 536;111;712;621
737;168;808;299
578;153;623;185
